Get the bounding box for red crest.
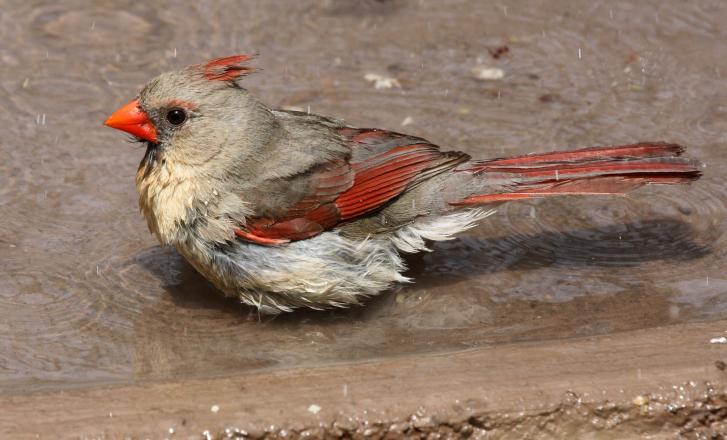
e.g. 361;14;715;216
202;54;256;81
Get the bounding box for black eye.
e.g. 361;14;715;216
166;108;186;125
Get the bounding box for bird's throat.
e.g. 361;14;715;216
139;143;159;177
135;148;192;245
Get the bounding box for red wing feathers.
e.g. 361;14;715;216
335;143;447;219
238;159;354;242
235;128;466;245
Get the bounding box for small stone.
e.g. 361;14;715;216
211;404;220;413
308;404;321;414
412;415;434;429
632;395;649;406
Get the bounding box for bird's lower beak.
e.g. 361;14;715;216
104;98;158;143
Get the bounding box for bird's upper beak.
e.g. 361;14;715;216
104;98;158;143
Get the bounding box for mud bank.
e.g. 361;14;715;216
3;319;727;438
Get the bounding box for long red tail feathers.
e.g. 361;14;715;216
453;142;701;206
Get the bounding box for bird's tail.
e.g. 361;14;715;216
451;142;701;206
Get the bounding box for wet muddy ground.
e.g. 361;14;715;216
2;0;727;438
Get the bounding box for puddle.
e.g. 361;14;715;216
1;0;727;395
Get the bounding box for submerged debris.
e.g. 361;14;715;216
472;66;505;80
364;73;401;89
488;45;510;59
539;93;560;103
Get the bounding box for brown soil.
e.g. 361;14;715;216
3;320;727;438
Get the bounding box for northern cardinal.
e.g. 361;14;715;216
105;55;701;313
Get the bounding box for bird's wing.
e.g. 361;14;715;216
234;127;468;245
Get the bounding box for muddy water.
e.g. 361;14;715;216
1;0;726;393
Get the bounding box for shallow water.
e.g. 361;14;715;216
1;0;726;393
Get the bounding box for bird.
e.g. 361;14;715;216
105;54;702;313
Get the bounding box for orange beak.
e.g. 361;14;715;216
104;98;158;143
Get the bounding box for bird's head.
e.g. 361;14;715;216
105;55;271;172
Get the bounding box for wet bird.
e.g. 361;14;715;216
105;55;701;313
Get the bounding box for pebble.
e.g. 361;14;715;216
632;395;649;406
